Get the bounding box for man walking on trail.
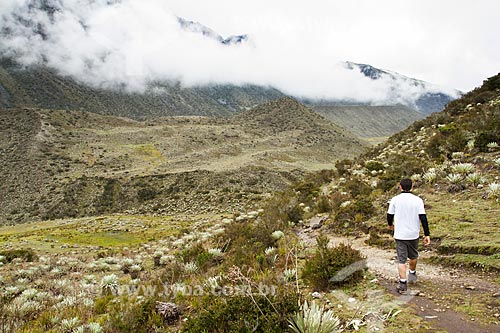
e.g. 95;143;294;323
387;178;431;294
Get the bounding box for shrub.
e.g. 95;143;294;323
302;236;365;291
316;195;331;213
378;154;424;191
181;243;214;270
335;159;352;177
137;187;157;202
182;289;299;332
476;132;499;152
104;297;166;333
333;198;375;231
222;221;275;267
345;179;372;198
0;249;37;263
261;190;303;227
365;160;384;172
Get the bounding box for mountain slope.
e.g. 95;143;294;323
232;97;367;157
0;58;284;119
312;104;425;140
0;98;367;224
309;72;500;272
342;62;460;114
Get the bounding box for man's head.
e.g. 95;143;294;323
400;178;412;192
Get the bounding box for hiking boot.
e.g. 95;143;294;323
397;281;407;294
408;272;418;284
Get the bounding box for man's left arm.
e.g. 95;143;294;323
419;214;431;245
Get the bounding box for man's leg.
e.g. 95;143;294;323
398;263;407;280
409;259;417;271
408;240;419;283
395;240;409;293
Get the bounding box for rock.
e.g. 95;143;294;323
155;302;181;324
409;290;420;296
464;285;476;290
311;292;322;299
369;278;379;284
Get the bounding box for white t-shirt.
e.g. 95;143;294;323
387;192;426;240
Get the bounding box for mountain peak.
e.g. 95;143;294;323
342;61;461;114
177;17;249;45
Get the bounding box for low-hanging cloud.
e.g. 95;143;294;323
0;0;460;105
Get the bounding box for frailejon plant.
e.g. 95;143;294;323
446;173;463;185
282;268;297;282
487;142;499;150
423;171;437;183
451;163;475;175
100;274;118;296
207;248;223;257
183;261;198;274
488;183;500;197
288;300;341;333
410;174;422;183
465;173;485;186
87;322;103;333
272;230;285;240
60;317;80;333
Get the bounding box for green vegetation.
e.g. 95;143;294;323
184;291;299;332
302;236;365;291
0;248;37;263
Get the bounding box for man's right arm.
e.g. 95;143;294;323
387;213;394;227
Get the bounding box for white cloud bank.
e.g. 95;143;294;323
1;0;497;103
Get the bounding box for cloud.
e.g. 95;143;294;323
0;0;491;103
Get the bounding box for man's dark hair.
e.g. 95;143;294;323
400;178;412;191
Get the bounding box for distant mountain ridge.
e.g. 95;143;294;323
313;62;461;115
0;58;284;119
177;17;249;45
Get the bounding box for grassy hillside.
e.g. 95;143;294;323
312;105;425;143
318;73;500;271
0;58;284;119
0;98;367;225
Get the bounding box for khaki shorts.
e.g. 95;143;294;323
395;239;419;264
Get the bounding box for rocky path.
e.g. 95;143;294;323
297;214;500;332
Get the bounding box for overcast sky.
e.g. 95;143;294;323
1;0;499;99
166;0;500;92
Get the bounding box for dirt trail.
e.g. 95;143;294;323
297;215;500;333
